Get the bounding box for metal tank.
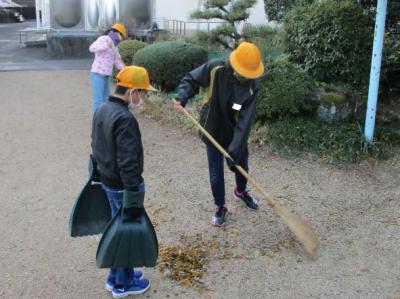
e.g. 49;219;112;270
47;0;154;57
103;0;117;27
120;0;153;33
49;0;153;35
51;0;84;29
86;0;100;28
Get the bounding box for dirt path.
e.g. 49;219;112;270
0;70;399;299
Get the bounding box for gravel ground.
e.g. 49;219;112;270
0;70;399;299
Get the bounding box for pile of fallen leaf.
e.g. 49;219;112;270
157;233;297;290
158;234;220;289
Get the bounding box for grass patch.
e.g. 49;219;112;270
262;116;400;163
143;93;400;164
143;92;203;133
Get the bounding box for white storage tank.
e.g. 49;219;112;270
48;0;153;34
120;0;153;35
51;0;84;29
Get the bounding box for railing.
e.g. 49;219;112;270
152;18;224;36
19;18;225;44
19;26;51;44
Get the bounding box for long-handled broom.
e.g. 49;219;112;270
172;100;318;256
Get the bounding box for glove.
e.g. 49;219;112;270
89;155;101;182
123;190;145;220
226;154;238;172
124;207;142;220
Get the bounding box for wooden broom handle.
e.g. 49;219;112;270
174;100;277;209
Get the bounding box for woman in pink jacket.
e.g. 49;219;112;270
89;23;126;113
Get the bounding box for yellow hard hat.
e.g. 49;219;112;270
229;42;264;79
116;66;157;91
111;23;127;38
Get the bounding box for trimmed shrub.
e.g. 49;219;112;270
132;41;208;91
118;39;147;66
256;56;314;122
183;31;222;52
284;0;374;89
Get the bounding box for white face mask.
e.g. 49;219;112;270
117;33;123;42
128;89;144;111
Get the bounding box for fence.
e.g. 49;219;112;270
153;18;224;36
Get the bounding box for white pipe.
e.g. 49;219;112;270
35;0;40;28
364;0;388;142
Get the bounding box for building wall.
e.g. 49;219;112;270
154;0;200;21
248;0;268;25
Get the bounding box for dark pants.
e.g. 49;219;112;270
101;183;145;286
206;143;249;207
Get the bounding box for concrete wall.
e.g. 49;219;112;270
248;0;268;25
47;32;98;58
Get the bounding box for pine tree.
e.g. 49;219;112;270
191;0;258;49
264;0;313;22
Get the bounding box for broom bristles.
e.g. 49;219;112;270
273;204;318;256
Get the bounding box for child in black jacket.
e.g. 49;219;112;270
92;66;156;298
174;42;264;227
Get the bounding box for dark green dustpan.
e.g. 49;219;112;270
68;155;111;237
96;191;158;268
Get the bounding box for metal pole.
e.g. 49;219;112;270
35;0;40;28
364;0;388;142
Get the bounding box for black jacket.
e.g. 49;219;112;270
176;59;259;163
91;96;144;190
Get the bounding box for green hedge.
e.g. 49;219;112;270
382;32;400;91
284;0;374;89
118;39;147;66
183;31;222;52
256;56;314;122
132;41;208;91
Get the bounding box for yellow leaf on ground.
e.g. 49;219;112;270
360;268;369;273
343;272;357;277
230;228;240;239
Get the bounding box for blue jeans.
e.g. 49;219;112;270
101;183;146;286
91;72;110;113
206;143;249;207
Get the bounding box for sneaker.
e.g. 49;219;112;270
234;189;259;210
112;279;151;298
106;270;144;291
212;205;228;227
